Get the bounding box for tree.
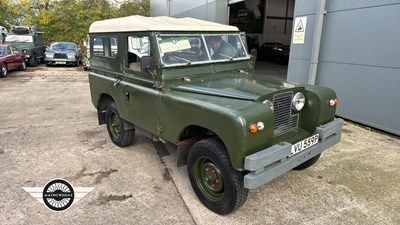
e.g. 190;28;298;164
1;0;150;45
0;0;21;29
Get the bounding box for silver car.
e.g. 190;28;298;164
44;42;82;66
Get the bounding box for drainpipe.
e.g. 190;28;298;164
167;0;171;16
206;0;208;21
308;0;327;85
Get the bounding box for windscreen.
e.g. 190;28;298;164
157;33;249;67
5;35;33;43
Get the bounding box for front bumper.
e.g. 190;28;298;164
45;58;77;65
243;118;344;189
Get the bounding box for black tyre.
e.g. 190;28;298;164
29;55;38;67
293;153;321;170
187;138;248;215
19;61;26;71
0;63;8;77
105;102;135;147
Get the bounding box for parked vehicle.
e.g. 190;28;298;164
237;9;248;24
258;42;290;65
44;42;82;66
4;26;46;67
88;15;343;215
0;26;7;43
0;44;26;78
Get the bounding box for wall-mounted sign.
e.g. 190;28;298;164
293;16;307;44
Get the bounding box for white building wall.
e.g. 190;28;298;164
151;0;229;24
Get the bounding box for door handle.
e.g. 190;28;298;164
125;92;130;101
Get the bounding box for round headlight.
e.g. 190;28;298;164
262;99;274;111
292;92;305;111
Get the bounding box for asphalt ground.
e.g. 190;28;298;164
0;66;399;225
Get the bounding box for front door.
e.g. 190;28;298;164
121;35;160;135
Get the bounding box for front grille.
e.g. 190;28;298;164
273;91;299;136
54;53;67;59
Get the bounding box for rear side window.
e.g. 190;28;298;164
92;37;117;58
93;38;104;56
11;46;18;54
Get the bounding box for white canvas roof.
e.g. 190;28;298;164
89;15;239;33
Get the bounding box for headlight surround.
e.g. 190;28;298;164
45;52;54;58
292;92;305;111
67;53;75;59
23;49;30;57
262;99;274;111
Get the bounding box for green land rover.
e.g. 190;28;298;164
88;15;343;215
5;26;46;67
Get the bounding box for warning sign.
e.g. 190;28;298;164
295;20;304;32
293;16;307;44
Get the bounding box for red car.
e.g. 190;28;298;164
0;44;26;78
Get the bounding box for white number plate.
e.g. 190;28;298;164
55;62;66;64
290;134;319;156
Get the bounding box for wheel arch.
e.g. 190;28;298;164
96;94;115;125
176;124;230;168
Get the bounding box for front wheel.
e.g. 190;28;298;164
29;55;38;67
293;153;321;170
19;61;26;71
187;138;248;215
105;102;135;147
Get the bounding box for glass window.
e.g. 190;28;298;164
93;38;104;56
157;33;248;67
126;36;150;71
92;37;117;58
0;46;6;55
110;37;118;57
11;46;18;54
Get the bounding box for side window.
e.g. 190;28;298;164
111;37;118;57
11;46;18;54
93;38;104;56
126;36;150;71
92;37;117;58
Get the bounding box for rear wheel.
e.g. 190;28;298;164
105;102;135;147
293;154;321;170
0;63;8;77
187;138;248;215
